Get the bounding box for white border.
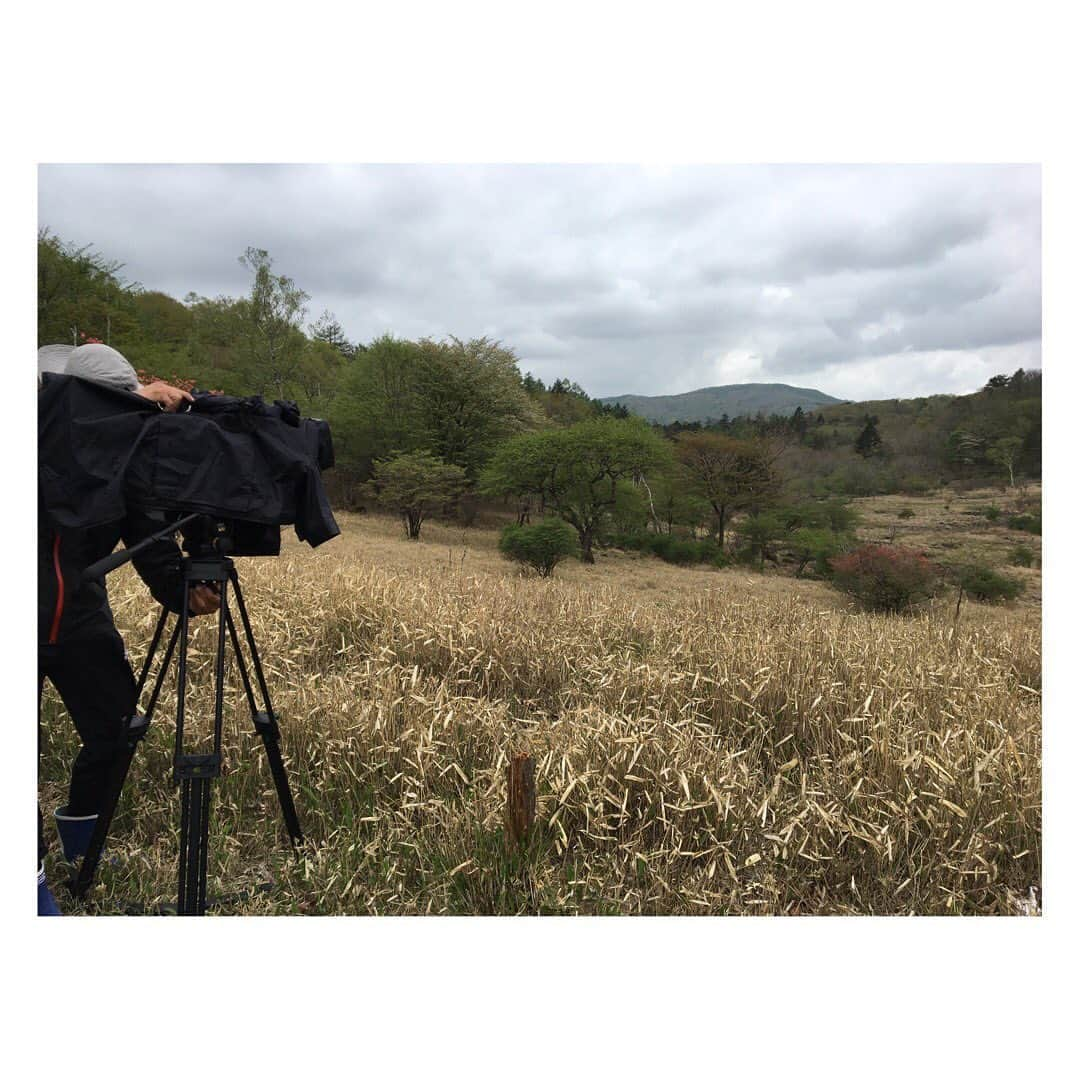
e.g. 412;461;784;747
3;1;1074;1073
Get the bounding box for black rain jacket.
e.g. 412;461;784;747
38;507;186;646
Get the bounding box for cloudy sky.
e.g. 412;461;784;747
38;164;1040;401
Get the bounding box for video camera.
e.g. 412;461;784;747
38;374;340;552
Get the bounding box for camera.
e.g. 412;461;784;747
38;375;340;550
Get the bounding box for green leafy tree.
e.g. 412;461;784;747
734;510;787;570
331;334;426;475
366;450;467;540
819;497;860;534
638;470;709;535
538;377;598;426
605;480;652;538
333;335;539;482
413;336;540;477
237;247;310;399
133;290;193;345
182;292;248;393
482;417;671;563
787;527;846;578
38;228;139;346
774;497;858;535
674;432;780;547
733;498;856;574
293;338;344;413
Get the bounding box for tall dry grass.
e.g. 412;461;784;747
39;511;1041;914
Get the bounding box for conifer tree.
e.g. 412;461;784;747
855;415;884;458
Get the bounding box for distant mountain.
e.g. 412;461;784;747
599;383;845;424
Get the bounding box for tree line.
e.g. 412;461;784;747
39;231;1040;574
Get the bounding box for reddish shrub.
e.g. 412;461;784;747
830;544;940;613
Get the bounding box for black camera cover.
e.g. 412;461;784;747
38;374;340;547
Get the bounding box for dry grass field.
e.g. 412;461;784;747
39;492;1042;915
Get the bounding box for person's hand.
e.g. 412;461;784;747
189;584;220;616
137;381;193;412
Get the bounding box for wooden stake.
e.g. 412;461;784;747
951;584;964;638
505;752;536;848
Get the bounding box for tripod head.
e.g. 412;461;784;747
82;513;282;583
179;516;281;560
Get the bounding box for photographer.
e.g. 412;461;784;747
38;344;220;915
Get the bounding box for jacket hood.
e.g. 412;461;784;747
64;343;139;392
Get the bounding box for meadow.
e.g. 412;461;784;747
38;492;1042;915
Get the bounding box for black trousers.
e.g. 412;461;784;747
38;620;138;861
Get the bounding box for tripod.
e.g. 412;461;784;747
70;547;304;915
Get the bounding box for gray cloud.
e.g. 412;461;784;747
38;163;1040;401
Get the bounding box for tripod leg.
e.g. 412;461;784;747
174;571;231;916
70;610;178;901
177;769;214;915
226;576;304;846
254;708;304;847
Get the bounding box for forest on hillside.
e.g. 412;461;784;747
38;229;1041;572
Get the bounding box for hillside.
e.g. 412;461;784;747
600;382;844;423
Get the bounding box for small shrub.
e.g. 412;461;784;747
830;544;941;613
731;545;760;567
825;462;900;497
899;475;934;494
612;530;725;568
897;508;915;520
653;534;724;566
644;533;672;559
653;535;699;565
984;505;1002;522
1008;545;1036;568
957;564;1024;603
1007;513;1042;535
612;531;650;553
498;519;579;577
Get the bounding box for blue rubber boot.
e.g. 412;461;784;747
38;862;62;915
54;807;99;863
